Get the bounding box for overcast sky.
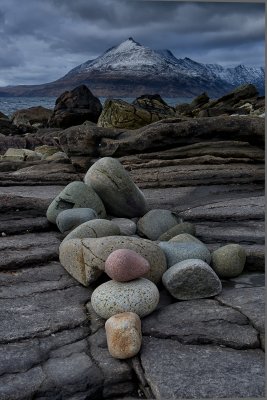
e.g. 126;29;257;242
0;0;265;86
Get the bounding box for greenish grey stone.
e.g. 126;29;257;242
162;259;222;300
211;244;246;278
137;209;180;240
46;181;106;223
169;233;204;245
158;242;211;268
56;208;98;233
158;223;196;241
62;219;121;242
84;157;148;218
91;278;159;319
110;218;136;236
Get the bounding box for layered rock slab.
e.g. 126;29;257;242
140;337;265;399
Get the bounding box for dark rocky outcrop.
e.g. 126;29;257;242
97;97;175;129
49;85;102;129
11;106;53;129
176;84;265;118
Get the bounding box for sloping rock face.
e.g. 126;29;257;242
97;97;175;129
11;106;53;128
176;84;265;117
49;85;102;128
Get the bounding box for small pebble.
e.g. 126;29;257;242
105;312;142;359
211;244;246;278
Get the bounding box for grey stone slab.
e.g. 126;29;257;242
216;286;265;334
179;196;264;221
142;299;259;349
222;272;265;289
88;328;135;398
141;337;265;399
0;262;76;298
0;284;91;342
0;327;89;376
0;232;62;270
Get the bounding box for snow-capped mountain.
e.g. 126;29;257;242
0;38;264;97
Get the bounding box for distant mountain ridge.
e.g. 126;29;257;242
0;38;264;98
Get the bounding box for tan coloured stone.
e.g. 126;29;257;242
59;236;167;286
105;312;142;359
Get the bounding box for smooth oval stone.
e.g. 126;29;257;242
211;244;246;278
84;157;148;218
105;312;142;359
60;236;167;286
62;219;121;242
137;209;180;240
162;259;222;300
158;222;196;241
169;233;204;245
110;217;137;236
105;249;150;282
56;208;98;233
158;242;211;268
91;278;159;319
46;181;106;223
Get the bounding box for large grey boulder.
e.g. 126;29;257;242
158;241;211;267
84;157;148;218
46;181;106;223
56;208;98;233
137;209;180;240
59;236;167;286
162;259;222;300
62;219;121;242
11;106;53;128
91;278;159;319
49;85;102;129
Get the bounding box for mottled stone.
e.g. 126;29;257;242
158;241;211;267
56;208;98;233
59;236;167;286
91;278;159;319
158;222;196;241
46;181;106;223
105;312;142;359
162;259;222;300
169;233;204;245
211;244;246;278
62;219;120;242
137;209;180;240
105;249;150;282
110;217;137;236
84;157;148;218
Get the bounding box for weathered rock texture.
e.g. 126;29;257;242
49;85;102;128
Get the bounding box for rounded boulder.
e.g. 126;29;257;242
46;181;106;223
56;208;98;233
158;242;211;268
105;249;150;282
137;209;180;240
105;312;142;359
91;278;159;319
211;244;246;278
162;259;222;300
84;157;148;218
62;219;121;242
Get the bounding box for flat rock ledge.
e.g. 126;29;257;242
0;179;265;399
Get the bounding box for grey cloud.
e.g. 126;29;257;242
0;0;264;86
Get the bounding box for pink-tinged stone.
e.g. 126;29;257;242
104;249;150;282
105;312;142;359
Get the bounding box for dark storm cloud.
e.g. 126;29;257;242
0;0;265;86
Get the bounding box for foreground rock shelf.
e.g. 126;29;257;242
0;177;265;399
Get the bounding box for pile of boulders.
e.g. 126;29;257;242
46;156;247;359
